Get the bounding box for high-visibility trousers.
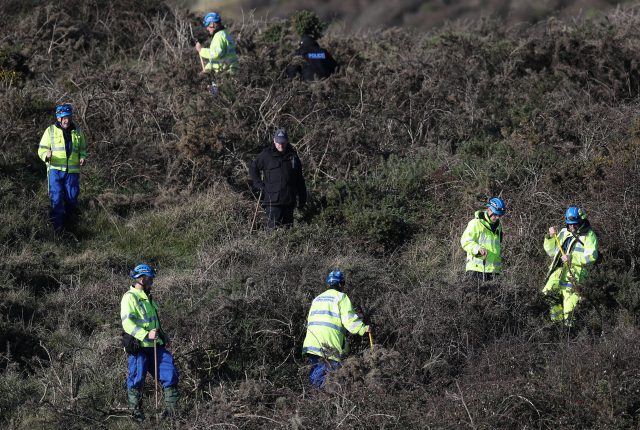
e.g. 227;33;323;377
543;267;580;323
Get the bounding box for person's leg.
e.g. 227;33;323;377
307;355;326;388
63;173;80;229
563;289;581;326
126;351;149;421
308;355;341;388
154;346;179;417
264;205;283;230
281;205;295;228
48;169;66;233
543;269;563;322
155;346;180;388
465;270;483;293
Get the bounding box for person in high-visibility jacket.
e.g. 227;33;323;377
121;264;179;421
37;104;87;233
195;12;238;74
302;270;370;388
542;206;599;324
460;197;506;282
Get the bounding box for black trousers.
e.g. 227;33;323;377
264;205;294;229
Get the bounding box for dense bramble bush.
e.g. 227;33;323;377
291;10;326;39
2;0;640;427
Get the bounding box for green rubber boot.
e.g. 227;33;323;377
162;386;179;419
127;389;145;422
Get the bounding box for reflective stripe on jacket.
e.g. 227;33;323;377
302;289;367;361
460;210;503;273
543;227;599;286
199;28;238;73
120;287;163;348
38;124;87;173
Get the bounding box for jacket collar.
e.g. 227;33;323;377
269;144;293;156
475;210;500;232
129;285;150;301
55;122;76;131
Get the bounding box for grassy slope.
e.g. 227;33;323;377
1;0;640;428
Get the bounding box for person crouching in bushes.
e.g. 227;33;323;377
542;206;599;326
302;270;370;388
286;34;337;81
121;264;179;421
460;197;506;285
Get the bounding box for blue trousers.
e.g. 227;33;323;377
127;346;179;390
308;355;341;388
48;169;79;231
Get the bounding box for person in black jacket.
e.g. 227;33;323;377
286;34;337;81
249;129;307;229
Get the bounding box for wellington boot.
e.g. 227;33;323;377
162;386;179;418
127;389;145;422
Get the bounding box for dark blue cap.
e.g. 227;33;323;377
274;128;288;144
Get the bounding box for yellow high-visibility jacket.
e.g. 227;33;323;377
543;226;599;290
199;28;238;73
120;286;164;348
460;210;503;273
37;124;87;173
302;288;367;361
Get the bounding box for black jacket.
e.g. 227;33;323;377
249;145;307;207
286;35;337;81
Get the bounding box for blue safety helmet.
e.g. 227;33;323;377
129;264;156;279
486;197;506;216
55;103;73;119
325;270;345;287
203;12;221;26
565;206;586;225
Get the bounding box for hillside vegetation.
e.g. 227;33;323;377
213;0;635;32
2;0;640;428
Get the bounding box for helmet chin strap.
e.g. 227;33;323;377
567;223;586;245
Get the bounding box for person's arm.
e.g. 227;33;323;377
77;128;87;165
249;154;265;191
198;37;214;59
37;127;52;162
339;294;368;336
286;53;306;79
198;35;218;72
543;227;560;257
460;220;482;256
325;50;338;72
120;294;150;342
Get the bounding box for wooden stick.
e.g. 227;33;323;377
250;191;262;233
154;338;158;411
